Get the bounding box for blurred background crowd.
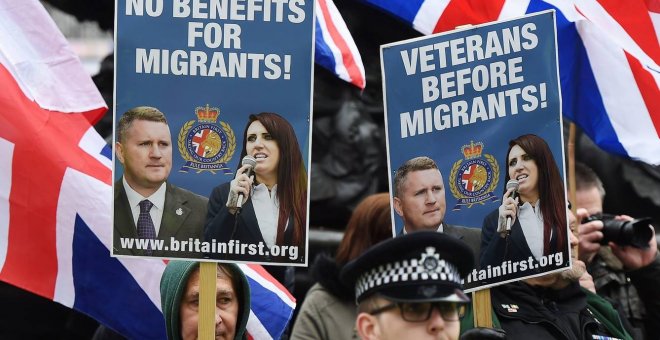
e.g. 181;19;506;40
1;0;659;339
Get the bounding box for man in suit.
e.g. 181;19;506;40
393;156;481;266
113;106;207;258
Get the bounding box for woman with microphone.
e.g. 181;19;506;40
204;112;307;264
479;134;567;280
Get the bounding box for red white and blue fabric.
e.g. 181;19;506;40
315;0;366;89
0;1;294;339
362;0;660;165
241;264;296;339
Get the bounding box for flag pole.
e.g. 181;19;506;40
568;123;578;255
473;289;492;328
199;262;217;339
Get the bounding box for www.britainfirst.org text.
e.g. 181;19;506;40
119;237;299;260
466;251;564;283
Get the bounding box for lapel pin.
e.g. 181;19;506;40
176;208;183;216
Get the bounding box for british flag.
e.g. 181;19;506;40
315;0;367;89
461;164;479;192
0;1;294;338
362;0;660;165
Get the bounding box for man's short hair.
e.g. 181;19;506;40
574;162;606;199
357;293;382;313
117;106;168;143
393;156;439;197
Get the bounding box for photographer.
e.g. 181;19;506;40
575;162;660;339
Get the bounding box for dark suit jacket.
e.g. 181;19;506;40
113;180;208;258
479;209;567;283
397;224;481;269
204;182;303;264
445;224;481;269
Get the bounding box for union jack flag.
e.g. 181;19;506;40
315;0;367;89
462;164;479;192
361;0;660;165
0;1;294;338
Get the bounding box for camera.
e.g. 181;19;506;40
582;213;653;248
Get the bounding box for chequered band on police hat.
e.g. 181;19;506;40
354;246;462;301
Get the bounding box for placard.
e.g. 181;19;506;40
382;11;569;290
113;0;313;266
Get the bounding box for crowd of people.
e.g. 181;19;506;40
4;2;659;339
9;103;659;339
152;153;658;339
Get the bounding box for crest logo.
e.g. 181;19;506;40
178;104;236;175
449;141;500;210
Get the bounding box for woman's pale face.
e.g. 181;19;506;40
246;121;280;182
507;144;539;202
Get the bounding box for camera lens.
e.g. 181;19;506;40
600;217;653;248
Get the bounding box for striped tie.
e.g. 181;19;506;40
137;200;156;255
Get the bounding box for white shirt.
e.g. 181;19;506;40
518;200;545;259
402;223;444;234
122;177;166;236
252;183;287;248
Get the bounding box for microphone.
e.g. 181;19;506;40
505;179;519;232
236;155;257;210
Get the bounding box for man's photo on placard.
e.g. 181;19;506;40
113;106;208;258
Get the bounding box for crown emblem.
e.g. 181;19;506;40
179;104;236;175
196;104;220;123
462;141;484;160
449;140;500;211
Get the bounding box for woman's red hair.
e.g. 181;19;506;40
238;112;307;249
335;193;393;265
505;134;566;254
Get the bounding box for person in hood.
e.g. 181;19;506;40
160;261;250;340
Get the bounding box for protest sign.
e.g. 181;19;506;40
113;0;313;265
382;11;568;290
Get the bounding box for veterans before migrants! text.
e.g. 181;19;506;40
125;0;306;79
398;22;549;138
